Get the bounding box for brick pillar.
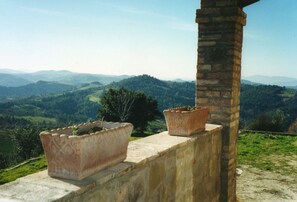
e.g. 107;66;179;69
195;1;246;202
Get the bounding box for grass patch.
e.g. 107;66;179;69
238;132;297;175
0;156;47;185
130;136;141;141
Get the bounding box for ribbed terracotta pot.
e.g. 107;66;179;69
163;106;208;136
39;121;133;180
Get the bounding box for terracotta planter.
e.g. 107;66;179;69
39;121;133;180
163;106;208;136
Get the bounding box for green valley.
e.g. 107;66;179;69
0;74;297;180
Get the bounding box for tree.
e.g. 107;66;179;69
247;110;286;132
0;153;8;169
11;127;43;160
98;88;161;131
288;119;297;133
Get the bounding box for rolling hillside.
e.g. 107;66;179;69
12;70;131;86
0;81;75;100
242;75;297;87
0;88;101;126
0;74;296;132
0;73;32;87
110;75;297;131
110;74;196;111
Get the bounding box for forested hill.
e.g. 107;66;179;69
0;70;131;87
240;84;297;131
0;73;296;132
0;81;75;100
110;75;297;131
0;87;101;127
0;73;31;87
110;74;196;111
240;84;285;121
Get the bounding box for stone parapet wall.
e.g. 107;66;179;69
0;124;222;202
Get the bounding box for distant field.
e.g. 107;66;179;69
282;89;297;100
16;116;57;125
89;95;100;103
88;92;102;104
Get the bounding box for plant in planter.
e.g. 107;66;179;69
163;106;208;136
39;120;133;180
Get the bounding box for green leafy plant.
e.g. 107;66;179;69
71;125;104;136
71;125;79;136
184;106;196;111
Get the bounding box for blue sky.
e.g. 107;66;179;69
0;0;296;80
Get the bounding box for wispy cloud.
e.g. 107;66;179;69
94;1;176;20
21;3;194;32
119;7;177;20
244;31;259;39
95;1;195;32
169;22;196;32
21;6;67;17
21;6;99;22
243;31;269;41
97;3;192;31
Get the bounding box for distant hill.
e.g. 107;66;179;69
240;83;297;130
240;84;285;121
242;75;297;87
0;73;32;87
241;79;260;86
0;73;296;132
0;86;101;126
15;70;131;86
17;70;74;82
289;86;297;90
109;74;196;111
111;76;297;131
58;73;128;86
0;69;26;74
172;79;193;83
0;81;75;99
